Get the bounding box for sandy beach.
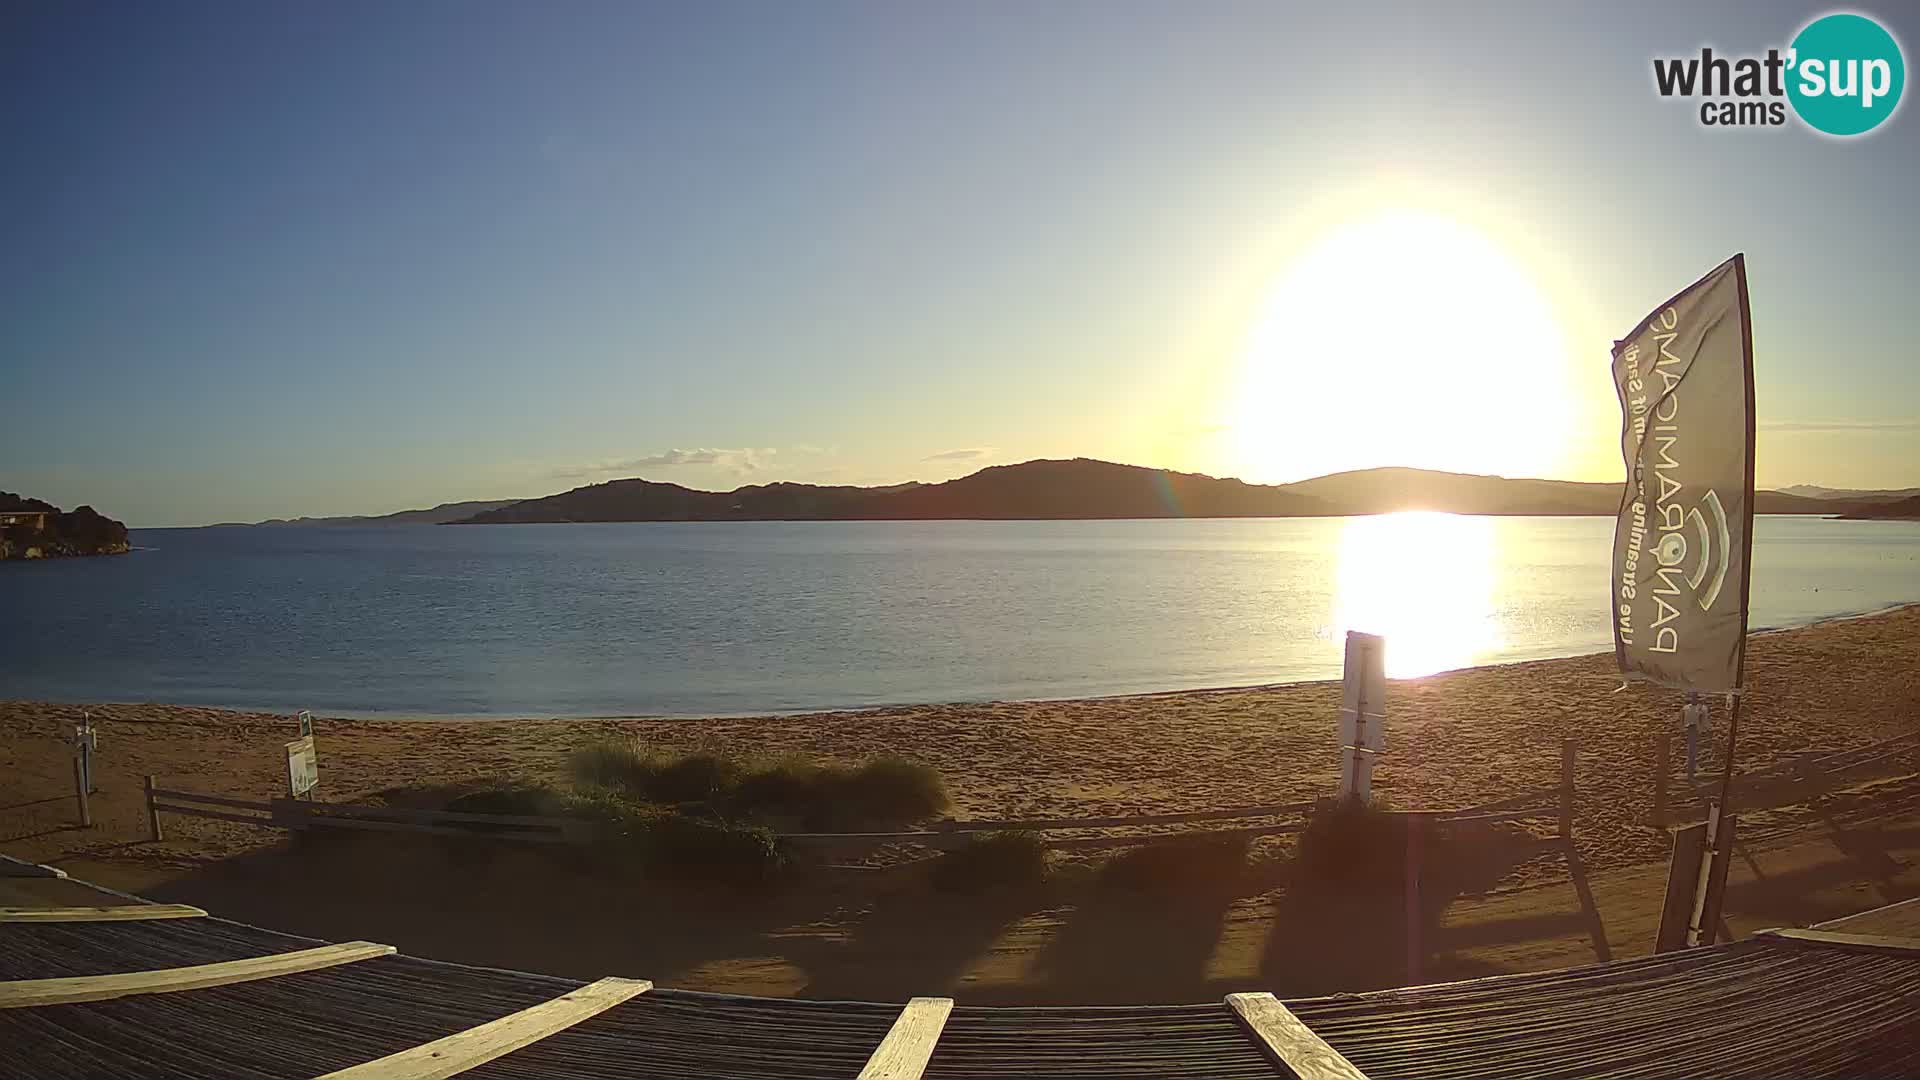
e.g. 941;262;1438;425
4;604;1918;1002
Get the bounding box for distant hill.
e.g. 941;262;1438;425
1;492;129;559
1835;494;1920;520
233;499;523;527
1779;485;1920;503
456;460;1328;523
1278;466;1850;516
447;458;1875;525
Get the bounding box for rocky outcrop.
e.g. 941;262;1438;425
0;494;130;559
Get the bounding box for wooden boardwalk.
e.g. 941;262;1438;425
2;866;1919;1078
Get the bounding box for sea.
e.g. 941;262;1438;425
2;515;1915;718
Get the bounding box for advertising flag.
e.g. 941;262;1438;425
1611;255;1756;693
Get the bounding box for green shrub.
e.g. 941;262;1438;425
560;786;660;827
558;788;783;883
443;782;565;818
929;831;1048;893
1099;832;1250;894
568;738;656;792
838;756;948;826
634;816;786;884
568;739;744;804
729;756;836;823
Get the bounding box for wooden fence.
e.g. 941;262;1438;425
144;781;580;845
1651;729;1920;830
144;739;1576;858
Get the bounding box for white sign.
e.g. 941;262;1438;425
1338;631;1387;751
1337;631;1387;803
296;710;313;739
286;736;318;798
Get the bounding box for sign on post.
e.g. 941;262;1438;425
286;736;318;799
297;710;313;739
1337;631;1386;803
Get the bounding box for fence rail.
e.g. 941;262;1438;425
1652;729;1920;828
141;752;1572;858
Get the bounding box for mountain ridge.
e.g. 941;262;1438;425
446;458;1874;524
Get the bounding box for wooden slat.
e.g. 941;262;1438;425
289;801;575;830
857;996;954;1080
150;802;278;827
1755;927;1920;957
0;904;206;923
316;976;651;1079
1817;895;1920;933
1226;992;1370;1080
148;789;277;812
1048;823;1307;851
941;801;1315;832
0;856;67;879
279;812;574;844
0;941;395;1008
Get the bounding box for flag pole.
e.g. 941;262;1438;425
1695;254;1757;945
1716;253;1758;821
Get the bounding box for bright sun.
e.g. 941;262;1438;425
1229;211;1575;482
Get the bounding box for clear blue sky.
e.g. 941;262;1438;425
5;1;1916;526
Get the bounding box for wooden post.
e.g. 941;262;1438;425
1655;821;1710;952
1653;735;1669;830
144;775;163;842
1226;992;1370;1079
1559;738;1576;840
72;758;91;829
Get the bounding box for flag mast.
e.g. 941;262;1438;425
1609;253;1756;950
1711;253;1758;822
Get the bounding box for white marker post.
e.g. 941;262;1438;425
72;714;98;795
286;736;318;800
1337;632;1386;805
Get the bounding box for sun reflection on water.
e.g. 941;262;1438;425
1331;512;1503;678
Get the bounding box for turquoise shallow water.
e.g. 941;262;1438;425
1;515;1914;717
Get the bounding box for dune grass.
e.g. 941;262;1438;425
371;775;787;883
568;738;949;830
928;830;1049;893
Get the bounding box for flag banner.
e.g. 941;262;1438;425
1610;254;1755;693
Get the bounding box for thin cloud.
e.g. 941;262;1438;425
1761;419;1920;433
552;447;768;481
923;447;994;462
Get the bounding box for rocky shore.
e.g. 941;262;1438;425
0;493;130;560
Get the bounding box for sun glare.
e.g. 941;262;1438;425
1229;211;1575;483
1332;511;1503;678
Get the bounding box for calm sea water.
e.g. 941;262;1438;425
1;516;1915;717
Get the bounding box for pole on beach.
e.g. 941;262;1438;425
145;775;163;842
1559;738;1576;841
72;757;91;829
1653;735;1669;830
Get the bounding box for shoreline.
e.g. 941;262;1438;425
5;603;1918;1000
5;602;1917;880
14;600;1918;724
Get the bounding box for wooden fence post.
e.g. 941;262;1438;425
1653;735;1669;831
73;758;92;829
144;775;163;842
1559;738;1576;840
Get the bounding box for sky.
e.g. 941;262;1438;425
4;1;1916;527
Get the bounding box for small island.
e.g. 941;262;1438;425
0;493;130;560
